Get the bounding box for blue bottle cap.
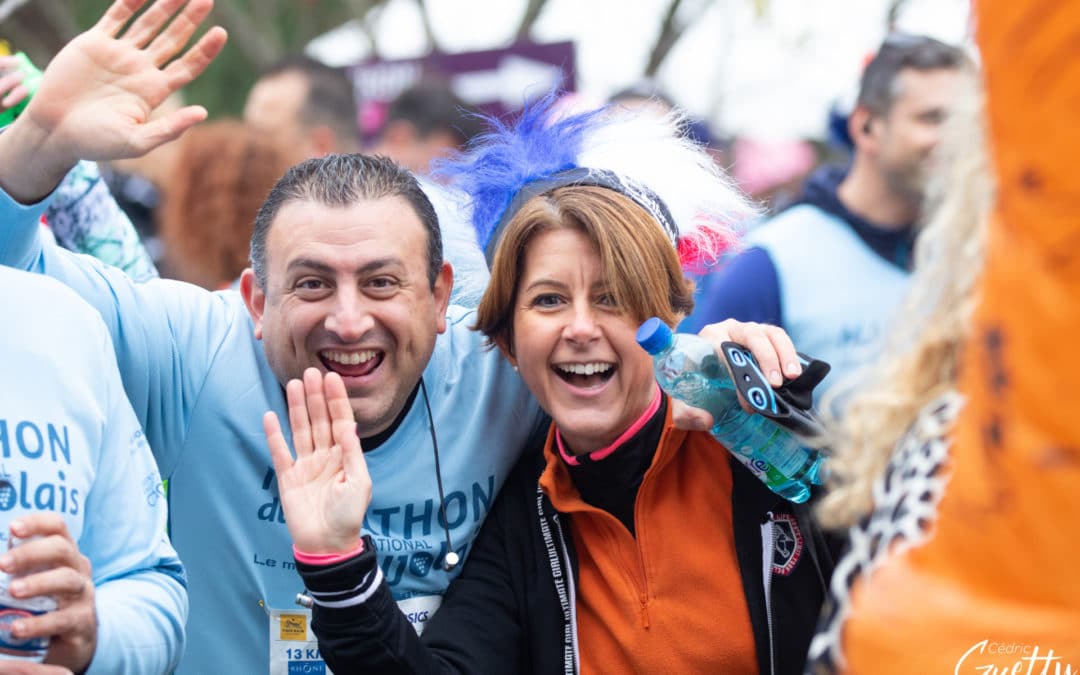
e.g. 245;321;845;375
636;317;673;354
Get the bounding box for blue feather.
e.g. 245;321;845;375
434;92;608;250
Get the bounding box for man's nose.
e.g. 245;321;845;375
325;289;374;341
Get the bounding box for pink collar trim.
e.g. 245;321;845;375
556;385;662;466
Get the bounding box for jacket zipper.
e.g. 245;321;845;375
760;512;777;675
552;513;580;675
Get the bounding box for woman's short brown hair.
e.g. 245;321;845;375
475;185;694;351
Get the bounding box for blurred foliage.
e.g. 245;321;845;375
4;0;380;117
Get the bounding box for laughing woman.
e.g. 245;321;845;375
265;99;834;674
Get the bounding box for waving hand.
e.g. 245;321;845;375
0;0;227;202
264;369;371;555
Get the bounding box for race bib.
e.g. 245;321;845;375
267;595;443;673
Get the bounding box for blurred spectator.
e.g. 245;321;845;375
811;0;1080;665
609;78;677;118
609;81;731;182
684;34;971;405
100;92;188;253
157;120;293;289
46;161;159;282
731;137;818;210
243;55;360;162
1;266;187;674
367;80;483;175
807;72;990;669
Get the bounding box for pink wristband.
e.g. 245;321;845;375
293;540;365;566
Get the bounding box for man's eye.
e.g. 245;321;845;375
367;277;400;294
919;110;946;124
296;279;326;291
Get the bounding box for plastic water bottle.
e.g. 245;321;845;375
636;318;825;503
0;535;56;662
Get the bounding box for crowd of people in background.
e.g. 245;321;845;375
0;0;1076;673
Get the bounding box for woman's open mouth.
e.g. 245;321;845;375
552;362;616;389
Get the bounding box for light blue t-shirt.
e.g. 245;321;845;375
745;204;910;400
0;266;186;674
0;190;547;674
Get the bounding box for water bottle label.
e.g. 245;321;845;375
757;430;812;479
730;450;790;488
0;603;49;661
730;451;769;479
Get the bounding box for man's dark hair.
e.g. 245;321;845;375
857;34;967;115
380;80;482;147
250;154;442;289
261;55;360;149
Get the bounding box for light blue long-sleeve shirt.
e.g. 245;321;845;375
0;187;546;674
1;266;186;674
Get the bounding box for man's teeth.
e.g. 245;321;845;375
323;350;379;365
557;363;613;376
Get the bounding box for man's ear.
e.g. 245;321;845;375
848;107;878;150
433;261;454;334
240;268;266;340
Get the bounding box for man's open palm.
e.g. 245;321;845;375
24;0;227;164
265;369;372;555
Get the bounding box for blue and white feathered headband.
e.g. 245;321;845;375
436;93;758;271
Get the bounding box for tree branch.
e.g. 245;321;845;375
515;0;549;42
413;0;443;53
210;0;282;67
644;0;686;77
0;0;32;25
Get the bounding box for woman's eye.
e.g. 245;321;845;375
533;294;563;308
597;293;617;307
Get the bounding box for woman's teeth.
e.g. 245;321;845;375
557;362;613;376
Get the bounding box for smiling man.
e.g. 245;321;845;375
0;2;545;673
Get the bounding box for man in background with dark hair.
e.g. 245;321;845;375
243;54;360;161
687;34;970;403
368;79;482;175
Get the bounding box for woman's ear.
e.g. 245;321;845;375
495;336;518;370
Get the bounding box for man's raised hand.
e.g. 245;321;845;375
264;369;372;556
0;0;227;202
